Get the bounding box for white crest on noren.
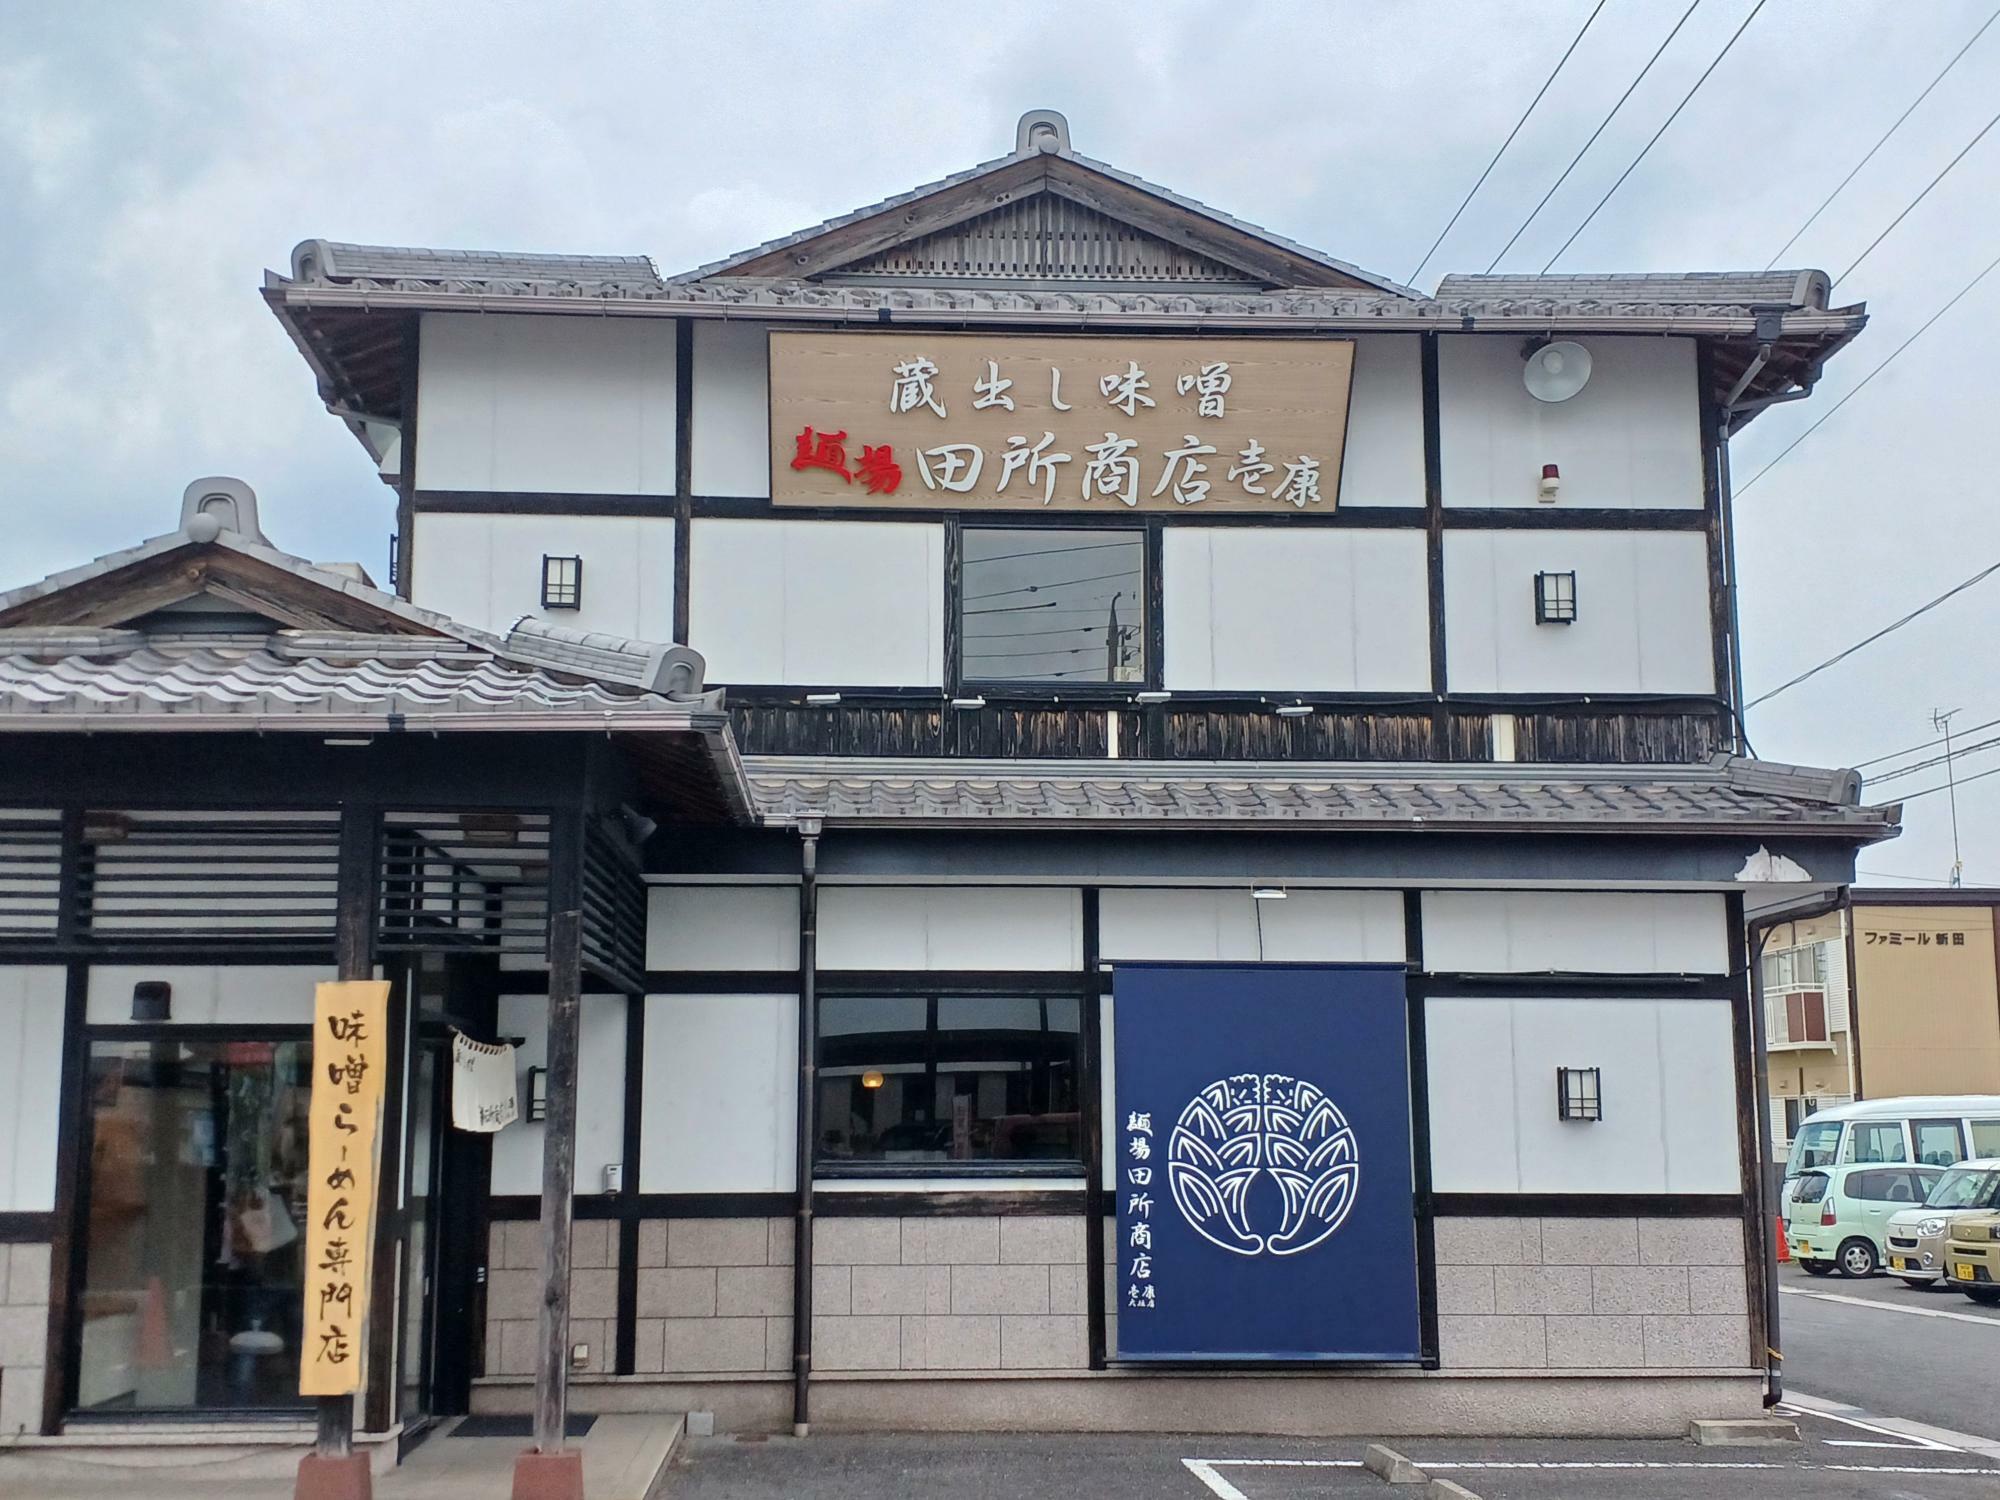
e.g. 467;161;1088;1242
1166;1073;1360;1258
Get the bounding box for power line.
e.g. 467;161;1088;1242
1864;731;2000;785
965;623;1110;641
1856;867;1991;884
1883;755;2000;804
1484;0;1703;272
1407;0;1610;285
1735;249;2000;497
1850;712;2000;770
966;540;1135;566
1541;0;1768;272
1744;559;2000;709
962;567;1139;603
1834;102;2000;288
1765;4;2000;270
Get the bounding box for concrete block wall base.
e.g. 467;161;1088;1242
511;1448;586;1500
471;1370;1764;1439
293;1453;373;1500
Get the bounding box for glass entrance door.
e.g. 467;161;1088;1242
75;1037;314;1411
398;1036;445;1428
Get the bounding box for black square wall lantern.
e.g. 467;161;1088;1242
1535;570;1577;625
540;555;583;610
1557;1066;1603;1121
131;981;171;1022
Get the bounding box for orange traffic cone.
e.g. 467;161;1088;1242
1774;1215;1790;1264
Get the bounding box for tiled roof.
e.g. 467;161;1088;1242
271;250;1860;333
1434;271;1831;309
660;148;1420;296
0;524;709;698
0;633;712;727
296;240;661;288
743;755;1897;838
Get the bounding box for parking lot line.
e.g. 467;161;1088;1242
1777;1399;1962;1450
1780;1286;2000;1328
1783;1389;2000;1464
1180;1460;1249;1499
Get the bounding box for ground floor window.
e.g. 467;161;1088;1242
76;1037;313;1411
817;993;1083;1168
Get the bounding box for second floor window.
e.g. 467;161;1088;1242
960;528;1144;684
540;555;582;610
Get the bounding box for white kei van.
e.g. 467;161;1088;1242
1785;1097;2000;1192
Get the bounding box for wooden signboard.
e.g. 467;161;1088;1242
769;332;1353;512
299;979;390;1397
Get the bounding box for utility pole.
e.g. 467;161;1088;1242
1932;707;1965;888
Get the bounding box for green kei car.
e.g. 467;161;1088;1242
1786;1162;1945;1277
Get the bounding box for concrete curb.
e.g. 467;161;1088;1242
1689;1416;1800;1447
1362;1443;1427;1484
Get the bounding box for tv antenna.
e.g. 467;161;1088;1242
1932;707;1965;887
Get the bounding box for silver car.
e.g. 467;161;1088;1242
1887;1159;2000;1287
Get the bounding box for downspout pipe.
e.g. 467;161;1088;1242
1715;335;1775;754
1744;886;1848;1407
791;819;821;1437
1745;918;1784;1406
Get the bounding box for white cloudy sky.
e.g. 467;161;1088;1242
3;0;1996;884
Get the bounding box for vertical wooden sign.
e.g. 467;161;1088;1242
300;979;391;1397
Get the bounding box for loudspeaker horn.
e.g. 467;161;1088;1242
1524;341;1593;403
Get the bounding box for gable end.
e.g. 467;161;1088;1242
822;194;1265;288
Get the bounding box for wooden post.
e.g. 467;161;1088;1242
296;803;377;1500
512;907;586;1500
790;828;819;1437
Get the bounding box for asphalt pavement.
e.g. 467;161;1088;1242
1779;1256;2000;1442
672;1428;2000;1499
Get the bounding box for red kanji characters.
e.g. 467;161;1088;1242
791;427;853;481
855;444;902;495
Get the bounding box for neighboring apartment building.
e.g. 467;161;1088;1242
1759;890;2000;1148
0;111;1894;1462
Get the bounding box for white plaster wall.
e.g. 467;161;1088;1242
1098;888;1407;963
1338;334;1425;507
640;993;797;1192
85;964;330;1026
0;967;65;1211
692;320;770;497
417;313;677;494
1442;529;1714;694
1421;892;1729;974
1438;335;1703;508
1163;528;1430;691
688;519;945;686
646;885;799;971
817;887;1083;971
1425;996;1741;1194
490;993;627;1196
410;513;676;640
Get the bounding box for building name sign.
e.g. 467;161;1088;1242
300;979;390;1397
768;332;1353;512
